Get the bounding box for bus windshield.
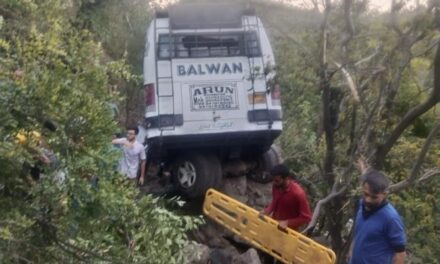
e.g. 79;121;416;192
158;31;260;59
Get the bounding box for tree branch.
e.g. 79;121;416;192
333;62;360;103
388;122;440;193
390;0;404;36
352;65;386;117
55;240;88;262
321;0;334;184
56;239;115;263
354;46;381;67
375;97;438;168
341;0;355;48
435;43;440;101
14;255;34;264
356;74;386;156
374;43;440;168
0;6;18;19
125;14;134;32
412;38;440;58
409;122;440;178
390;169;440;193
417;169;440;183
303;185;347;234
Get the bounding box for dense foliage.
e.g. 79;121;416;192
266;1;440;263
1;0;439;263
0;1;201;263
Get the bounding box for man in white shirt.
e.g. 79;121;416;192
112;126;146;185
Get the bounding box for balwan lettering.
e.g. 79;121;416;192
177;62;243;76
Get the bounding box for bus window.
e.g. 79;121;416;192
157;32;260;59
179;35;242;58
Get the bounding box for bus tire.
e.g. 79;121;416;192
250;145;283;183
173;152;221;198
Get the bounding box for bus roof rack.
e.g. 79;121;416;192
243;7;256;15
155;9;169;18
168;3;246;30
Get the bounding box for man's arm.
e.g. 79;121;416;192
261;188;278;216
286;190;312;229
138;145;147;185
355;155;369;174
392;251;406;264
346;242;353;263
112;138;127;145
139;159;146;185
38;153;51;165
262;202;274;215
386;214;406;264
260;201;274;218
260;189;277;220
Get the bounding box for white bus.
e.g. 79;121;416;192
142;3;282;197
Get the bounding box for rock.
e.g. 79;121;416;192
208;248;230;264
253;188;264;197
187;177;274;264
223;159;248;177
246;181;272;208
208;246;241;264
207;236;232;248
221;176;248;203
230;234;250;247
247;180;272;198
232;248;262;264
254;196;268;208
312;236;331;247
183;242;210;264
190;228;207;244
222;176;247;195
192;220;232;248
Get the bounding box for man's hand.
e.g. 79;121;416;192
278;220;288;229
392;251;406;264
39;154;50;165
346;249;352;262
355;155;369;174
258;210;267;220
139;160;146;186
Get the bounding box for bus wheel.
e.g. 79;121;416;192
249;145;283;183
173;153;221;198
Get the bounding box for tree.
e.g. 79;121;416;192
75;0;153;126
271;0;440;262
0;1;200;263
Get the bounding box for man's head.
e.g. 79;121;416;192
270;164;292;189
361;170;389;211
126;126;139;142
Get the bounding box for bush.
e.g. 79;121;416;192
0;1;201;263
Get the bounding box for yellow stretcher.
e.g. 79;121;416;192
203;188;336;264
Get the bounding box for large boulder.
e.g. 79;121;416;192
246;180;272;208
232;248;262;264
183;242;211;264
191;220;232;248
220;176;248;204
208;246;241;264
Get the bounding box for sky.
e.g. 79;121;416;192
368;0;428;11
277;0;429;11
151;0;429;11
